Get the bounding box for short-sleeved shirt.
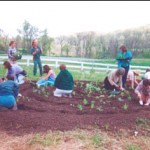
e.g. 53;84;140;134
127;70;134;81
30;46;41;60
144;72;150;79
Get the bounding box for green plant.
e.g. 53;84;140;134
96;106;103;112
135;117;149;128
72;91;76;96
91;134;102;148
123;103;128;111
118;97;123;102
126;144;141;150
127;96;132;101
77;104;83;111
83;99;88;105
90;101;95;109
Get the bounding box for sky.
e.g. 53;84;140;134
0;1;150;38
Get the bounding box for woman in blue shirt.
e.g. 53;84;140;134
116;45;132;88
0;75;19;110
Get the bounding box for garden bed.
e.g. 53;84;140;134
0;80;149;136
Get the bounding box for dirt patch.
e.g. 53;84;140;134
0;80;149;136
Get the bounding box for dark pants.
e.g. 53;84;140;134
121;66;129;88
33;59;43;76
104;77;118;90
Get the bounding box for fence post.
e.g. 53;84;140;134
106;65;109;72
81;62;83;71
27;59;30;66
55;60;58;68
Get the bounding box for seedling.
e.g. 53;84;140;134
96;106;103;112
77;104;83;111
118;98;123;102
72;91;76;96
123;103;128;111
127;96;132;101
83;99;88;105
91;101;95;109
95;96;99;99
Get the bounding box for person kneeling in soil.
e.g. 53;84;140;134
104;68;125;91
36;65;56;87
0;75;18;110
135;78;150;106
126;70;140;89
54;64;74;97
3;61;27;85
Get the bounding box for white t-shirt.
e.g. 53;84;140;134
127;70;134;81
144;72;150;79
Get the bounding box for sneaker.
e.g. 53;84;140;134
12;104;18;111
18;93;22;97
139;100;143;105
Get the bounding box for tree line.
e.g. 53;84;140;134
0;20;150;58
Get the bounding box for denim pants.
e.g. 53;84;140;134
36;77;55;87
121;66;129;88
0;95;16;108
33;59;43;76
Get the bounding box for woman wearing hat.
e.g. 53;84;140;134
104;67;125;91
127;70;140;89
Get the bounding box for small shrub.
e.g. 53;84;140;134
83;99;88;105
90;101;95;109
96;106;103;112
77;104;83;111
91;134;103;148
135;117;149;128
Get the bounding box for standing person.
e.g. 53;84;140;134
116;45;132;88
36;65;56;87
7;41;17;64
104;68;125;91
30;39;43;76
54;64;74;97
0;75;18;110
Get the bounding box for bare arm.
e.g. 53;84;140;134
43;70;53;80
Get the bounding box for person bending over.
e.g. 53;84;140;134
0;75;19;110
127;70;140;89
36;65;56;87
54;64;74;97
3;61;26;85
104;68;125;91
135;78;150;106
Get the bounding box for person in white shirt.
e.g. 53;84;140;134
127;70;140;89
104;68;125;91
144;68;150;80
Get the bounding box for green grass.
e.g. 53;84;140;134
126;144;141;150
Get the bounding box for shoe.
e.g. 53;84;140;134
18;93;22;97
144;103;150;106
139;100;143;105
12;104;18;110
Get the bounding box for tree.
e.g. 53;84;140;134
17;20;39;52
62;44;71;56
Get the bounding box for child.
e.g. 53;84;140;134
104;68;125;91
54;64;74;97
135;79;150;106
36;65;56;87
7;41;17;64
127;70;140;89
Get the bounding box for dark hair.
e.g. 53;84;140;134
143;79;150;87
146;68;150;72
59;64;66;70
3;61;12;69
43;65;51;73
9;41;15;46
6;75;14;81
116;68;125;76
119;45;127;52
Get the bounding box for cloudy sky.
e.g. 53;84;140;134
0;1;150;37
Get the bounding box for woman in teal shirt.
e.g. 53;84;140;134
116;45;132;88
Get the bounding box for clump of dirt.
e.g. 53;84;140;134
0;80;149;136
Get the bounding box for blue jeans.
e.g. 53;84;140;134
36;77;55;86
33;59;42;76
121;66;129;88
0;95;16;108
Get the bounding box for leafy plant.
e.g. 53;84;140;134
135;117;149;128
118;97;123;102
127;96;132;101
123;103;128;111
83;99;88;105
91;134;102;148
77;104;83;111
96;106;103;112
90;101;95;109
72;91;76;96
